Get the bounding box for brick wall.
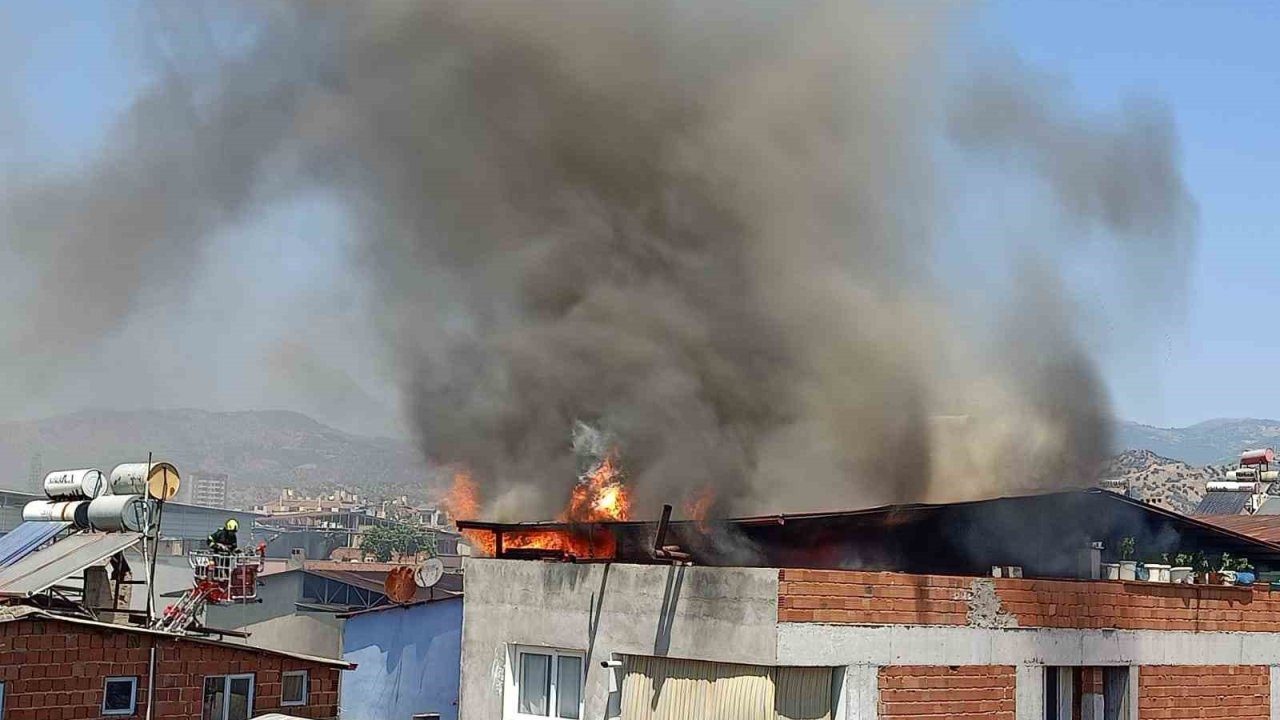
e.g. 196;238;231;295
0;616;342;720
878;665;1015;719
778;568;1280;631
1139;665;1268;719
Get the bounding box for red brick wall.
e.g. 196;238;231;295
0;617;342;720
878;665;1016;719
779;568;1278;631
1139;665;1268;719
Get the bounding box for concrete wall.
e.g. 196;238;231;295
205;570;343;658
459;559;780;720
207;570;303;629
342;598;463;720
221;612;343;659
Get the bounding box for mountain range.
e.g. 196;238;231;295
1115;418;1280;466
0;409;434;509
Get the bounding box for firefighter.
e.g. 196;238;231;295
207;518;239;554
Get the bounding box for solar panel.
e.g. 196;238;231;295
0;522;68;567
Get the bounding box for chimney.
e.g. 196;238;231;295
1078;541;1103;580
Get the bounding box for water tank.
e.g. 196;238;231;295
22;500;90;528
87;495;152;532
109;462;181;500
1240;448;1275;466
42;469;106;500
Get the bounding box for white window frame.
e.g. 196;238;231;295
281;670;309;707
504;645;585;720
102;676;139;716
202;673;256;720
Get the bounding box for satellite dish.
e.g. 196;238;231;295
414;557;445;588
384;566;417;604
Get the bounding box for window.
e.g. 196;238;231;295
202;674;255;720
509;647;584;720
281;670;309;707
102;676;139;716
1044;667;1073;720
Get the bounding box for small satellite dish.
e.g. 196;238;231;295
414;557;445;588
384;566;417;604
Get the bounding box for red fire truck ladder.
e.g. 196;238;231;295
152;548;264;633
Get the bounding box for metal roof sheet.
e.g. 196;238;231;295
0;522;68;567
1193;491;1252;516
1199;514;1280;544
0;532;141;598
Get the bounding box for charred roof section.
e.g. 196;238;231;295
458;489;1280;578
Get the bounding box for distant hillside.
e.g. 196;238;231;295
1099;449;1227;515
0;409;434;509
1115;418;1280;466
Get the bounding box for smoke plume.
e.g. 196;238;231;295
0;2;1196;518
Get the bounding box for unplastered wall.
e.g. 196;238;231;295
878;665;1015;719
458;559;780;720
1139;665;1268;719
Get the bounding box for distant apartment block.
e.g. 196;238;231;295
188;471;228;508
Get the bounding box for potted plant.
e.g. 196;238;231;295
1146;553;1171;583
1191;552;1211;584
1170;553;1194;584
1234;557;1256;586
1118;537;1138;581
1218;553;1237;586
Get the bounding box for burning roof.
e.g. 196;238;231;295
458;489;1280;579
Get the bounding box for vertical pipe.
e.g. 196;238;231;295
145;642;157;720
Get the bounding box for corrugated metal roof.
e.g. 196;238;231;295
1199;514;1280;544
304;567;463;600
0;522;68;567
0;532;141;598
1193;491;1252;516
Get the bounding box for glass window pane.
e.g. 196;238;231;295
519;653;551;716
203;677;225;720
282;672;307;704
556;656;582;719
228;676;253;720
104;678;135;712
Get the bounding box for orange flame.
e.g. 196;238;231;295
443;451;633;560
684;487;715;532
562;452;632;523
443;470;495;556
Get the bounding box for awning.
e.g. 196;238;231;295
0;532;142;598
0;522;69;567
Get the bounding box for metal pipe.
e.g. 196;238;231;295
145;642;157;720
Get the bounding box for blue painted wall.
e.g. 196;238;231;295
341;597;462;720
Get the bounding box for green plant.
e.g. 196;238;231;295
1119;536;1136;561
1218;553;1233;572
1195;552;1210;572
360;524;439;562
1173;553;1194;567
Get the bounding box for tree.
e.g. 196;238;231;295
360;524;438;562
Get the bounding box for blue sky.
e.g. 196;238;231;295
4;1;1279;430
973;1;1280;426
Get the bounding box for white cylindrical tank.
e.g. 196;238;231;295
1206;481;1262;492
109;462;181;500
23;500;91;528
42;468;106;500
87;495;151;532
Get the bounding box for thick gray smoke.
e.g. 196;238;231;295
0;2;1196;518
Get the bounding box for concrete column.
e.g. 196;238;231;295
842;665;878;720
1016;666;1044;720
1270;666;1280;719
